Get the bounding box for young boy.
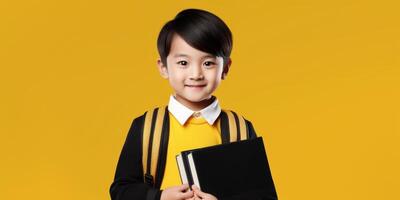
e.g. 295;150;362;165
110;8;277;200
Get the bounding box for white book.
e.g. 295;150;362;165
175;152;201;191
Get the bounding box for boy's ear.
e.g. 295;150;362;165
221;58;232;80
157;59;169;79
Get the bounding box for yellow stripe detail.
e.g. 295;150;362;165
150;106;166;181
238;115;247;140
217;117;221;133
225;110;237;142
142;109;154;176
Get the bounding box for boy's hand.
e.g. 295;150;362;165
192;185;218;200
160;184;194;200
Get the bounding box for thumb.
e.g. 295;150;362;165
192;185;206;198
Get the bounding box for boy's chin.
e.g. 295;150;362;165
180;94;212;103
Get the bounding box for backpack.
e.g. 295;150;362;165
141;106;250;188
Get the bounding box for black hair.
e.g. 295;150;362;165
157;8;233;68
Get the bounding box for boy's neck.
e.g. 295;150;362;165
173;94;215;111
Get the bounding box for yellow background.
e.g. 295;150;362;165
1;0;399;199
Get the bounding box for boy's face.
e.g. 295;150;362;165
157;34;230;106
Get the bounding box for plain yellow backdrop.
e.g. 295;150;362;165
1;0;399;199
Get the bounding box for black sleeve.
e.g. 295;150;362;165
109;115;162;200
220;120;278;200
247;120;258;139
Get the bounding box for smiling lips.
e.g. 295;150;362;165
186;84;206;88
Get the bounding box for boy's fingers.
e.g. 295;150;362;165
195;191;206;198
180;189;194;199
194;193;200;200
178;184;190;191
192;185;206;198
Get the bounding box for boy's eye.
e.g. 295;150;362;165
204;61;216;67
177;61;188;66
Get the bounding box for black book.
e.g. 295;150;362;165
175;137;275;199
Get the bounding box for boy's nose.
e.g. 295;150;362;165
189;66;204;80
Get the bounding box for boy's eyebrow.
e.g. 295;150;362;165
173;54;189;58
173;53;217;59
202;55;217;59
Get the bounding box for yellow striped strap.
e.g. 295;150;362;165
237;112;248;140
142;108;153;180
142;106;166;185
223;109;248;142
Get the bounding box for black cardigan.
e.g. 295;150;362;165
109;112;278;200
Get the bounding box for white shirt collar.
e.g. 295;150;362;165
167;94;221;126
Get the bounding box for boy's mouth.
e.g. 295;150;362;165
185;84;206;87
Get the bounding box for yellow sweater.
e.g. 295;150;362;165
160;112;222;190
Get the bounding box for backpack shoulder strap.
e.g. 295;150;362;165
142;106;168;187
220;109;249;143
